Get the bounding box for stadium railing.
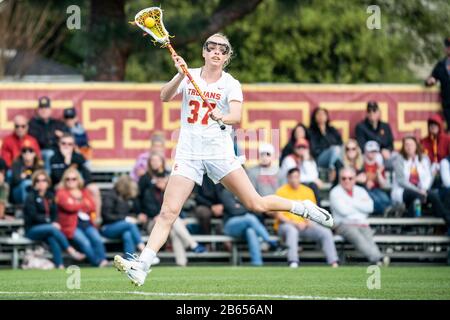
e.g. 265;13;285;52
1;217;449;268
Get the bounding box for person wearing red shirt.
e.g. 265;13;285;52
421;114;450;177
363;141;392;216
1;115;41;168
56;168;108;267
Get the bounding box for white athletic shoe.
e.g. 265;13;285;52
302;200;334;228
114;254;149;287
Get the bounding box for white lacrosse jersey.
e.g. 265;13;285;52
171;68;243;160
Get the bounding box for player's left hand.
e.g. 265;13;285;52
209;108;223;121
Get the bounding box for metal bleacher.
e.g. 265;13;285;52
0;167;449;269
1;215;449;269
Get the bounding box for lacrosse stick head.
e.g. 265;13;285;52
134;7;170;46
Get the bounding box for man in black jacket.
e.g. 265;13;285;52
355;101;394;162
28;97;69;171
426;37;450;130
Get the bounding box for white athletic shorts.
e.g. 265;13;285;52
170;157;243;185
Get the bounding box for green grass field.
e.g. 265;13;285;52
0;266;449;300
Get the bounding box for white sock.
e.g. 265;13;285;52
139;248;156;271
290;201;306;217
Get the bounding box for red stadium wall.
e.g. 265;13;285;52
0;83;441;169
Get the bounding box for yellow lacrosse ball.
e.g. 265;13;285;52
144;17;156;28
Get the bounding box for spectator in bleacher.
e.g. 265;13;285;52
275;168;339;268
425;37;450;130
309;107;343;181
392;136;450;221
420;114;450;179
0;158;9;220
139;171;206;266
334;139;366;186
63;107;92;164
28;97;69;172
55;168;108;267
193;174;224;234
363;141;393;216
10;140;44;204
147;153;170;181
1;115;41;169
101;175;145;255
392;136;450;223
24;170;85;268
280;123;310;165
279;138;323;202
248;143;279;196
330;167;389;266
131;131;167;182
50;133;101;217
355;101;394;164
219;184;277;266
440;152;450;212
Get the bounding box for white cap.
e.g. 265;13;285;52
365;140;380;152
259;143;275;155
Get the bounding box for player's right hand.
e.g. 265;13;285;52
172;54;187;75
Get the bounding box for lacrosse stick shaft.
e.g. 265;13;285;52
166;44;226;130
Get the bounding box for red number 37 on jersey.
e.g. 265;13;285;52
186;100;216;125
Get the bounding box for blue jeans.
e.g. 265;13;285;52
26;224;71;267
12;179;32;204
71;226;106;266
224;213;271;266
317;146;342;169
41;149;55;174
101;220;143;255
368;188;391;215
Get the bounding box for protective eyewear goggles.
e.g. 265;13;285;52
203;41;230;55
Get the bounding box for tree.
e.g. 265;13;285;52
0;0;67;79
82;0;264;81
34;0;450;83
124;0;450;83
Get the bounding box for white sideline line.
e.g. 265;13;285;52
0;291;364;300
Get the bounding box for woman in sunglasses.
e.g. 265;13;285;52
333;139;366;186
24;170;85;268
56;168;108;267
10;142;44;204
114;33;333;286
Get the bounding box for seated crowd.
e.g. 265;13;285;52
0;97;449;269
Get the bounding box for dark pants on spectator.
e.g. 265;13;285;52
26;224;71;267
443;107;450;132
403;189;450;224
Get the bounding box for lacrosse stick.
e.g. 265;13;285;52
131;7;226;130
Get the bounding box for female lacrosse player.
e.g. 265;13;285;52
114;33;333;286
